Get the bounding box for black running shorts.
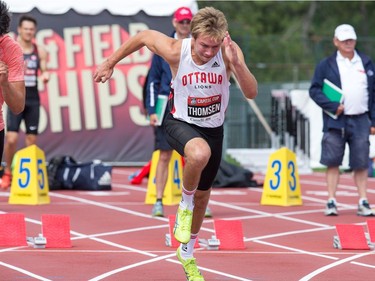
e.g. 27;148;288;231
164;113;223;191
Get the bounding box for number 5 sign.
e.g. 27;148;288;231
9;145;50;205
261;147;302;206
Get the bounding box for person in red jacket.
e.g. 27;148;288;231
1;14;49;189
0;1;25;182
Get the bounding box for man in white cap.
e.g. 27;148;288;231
310;24;375;216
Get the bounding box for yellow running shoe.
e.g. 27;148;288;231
174;205;193;243
176;247;205;281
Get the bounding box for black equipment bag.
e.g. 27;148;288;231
47;156;112;191
213;159;260;188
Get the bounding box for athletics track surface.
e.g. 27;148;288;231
0;167;374;280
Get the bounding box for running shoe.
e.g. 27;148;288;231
325;200;338;216
152;201;164;217
174;204;193;244
0;171;11;190
357;200;374;216
204;206;212;218
176;246;205;281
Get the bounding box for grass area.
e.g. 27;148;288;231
224;154;241;166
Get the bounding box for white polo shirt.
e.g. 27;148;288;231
336;50;368;115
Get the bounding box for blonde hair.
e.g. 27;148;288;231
190;7;228;41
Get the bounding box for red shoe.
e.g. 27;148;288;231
1;171;12;189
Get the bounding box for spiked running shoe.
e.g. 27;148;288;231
174;205;193;244
152;201;164;217
177;247;205;281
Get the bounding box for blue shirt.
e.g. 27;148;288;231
309;50;375;131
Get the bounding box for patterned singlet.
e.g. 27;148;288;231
170;38;230;128
24;44;40;101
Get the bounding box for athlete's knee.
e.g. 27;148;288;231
185;139;211;167
158;150;173;163
5;132;18;146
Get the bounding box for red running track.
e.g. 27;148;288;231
0;167;375;280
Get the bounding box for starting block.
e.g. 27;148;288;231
0;213;27;246
206;235;221;250
165;215;199;248
129;160;151;185
27;234;47;249
41;214;72;248
333;224;370;250
214;219;245;250
367;220;375;243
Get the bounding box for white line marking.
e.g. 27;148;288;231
88;253;177;281
254;240;337;260
299;251;374;280
49;192;167;221
0;261;52;281
350;261;375;269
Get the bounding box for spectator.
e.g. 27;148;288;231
1;14;49;189
309;24;375;216
0;0;25;184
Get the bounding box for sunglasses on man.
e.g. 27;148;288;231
178;20;191;25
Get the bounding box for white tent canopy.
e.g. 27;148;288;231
7;0;198;16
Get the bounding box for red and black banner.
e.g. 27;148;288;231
10;8;172;164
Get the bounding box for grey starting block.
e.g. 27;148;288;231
206;235;220;250
27;234;47;249
165;233;172;247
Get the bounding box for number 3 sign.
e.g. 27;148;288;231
261;147;302;206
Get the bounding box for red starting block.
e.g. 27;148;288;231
367;219;375;243
334;224;369;250
165;215;199;248
42;214;72;248
130;161;151;185
214;219;245;250
0;213;27;246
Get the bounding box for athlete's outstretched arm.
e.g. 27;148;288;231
94;30;179;83
224;32;257;99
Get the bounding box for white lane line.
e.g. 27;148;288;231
49;192;168;221
71;224;167;240
299;251;374;281
253;240;338;260
88;251;252;281
88;253;177;281
350;261;375;269
209;199;331;228
247;226;334;241
0;261;52;281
